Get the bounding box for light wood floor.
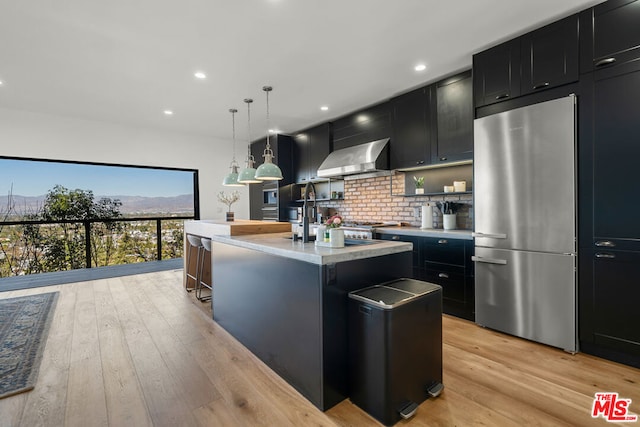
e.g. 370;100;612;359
1;270;638;427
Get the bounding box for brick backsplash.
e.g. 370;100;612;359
316;171;473;230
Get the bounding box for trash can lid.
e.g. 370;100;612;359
349;286;417;309
382;278;441;296
349;278;442;309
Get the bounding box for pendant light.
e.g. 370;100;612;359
222;108;244;187
255;85;284;181
237;98;261;184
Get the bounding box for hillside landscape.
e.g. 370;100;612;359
1;193;194;216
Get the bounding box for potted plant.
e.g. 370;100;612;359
217;190;240;221
413;176;425;194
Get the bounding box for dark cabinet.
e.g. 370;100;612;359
377;233;423;279
293;123;331;183
422;237;474;321
249;141;264;221
376;233;474;320
332;102;391;151
390;71;473;169
581;0;640;72
389;87;433;169
520;15;579;95
248;135;295;221
473;39;521;108
583;250;640;362
592;61;640;243
474;14;579;108
579;57;640;368
434;71;473;163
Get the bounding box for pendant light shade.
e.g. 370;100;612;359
223;108;244;187
237;98;262;184
255;86;284;181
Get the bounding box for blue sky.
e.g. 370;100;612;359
0;158;194;197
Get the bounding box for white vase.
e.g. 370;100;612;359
415;188;424;195
443;213;457;230
329;228;345;248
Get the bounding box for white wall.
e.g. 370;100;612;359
0;107;250;219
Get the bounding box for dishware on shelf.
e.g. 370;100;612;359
453;181;467;192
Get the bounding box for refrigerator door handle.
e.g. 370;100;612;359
472;232;507;239
471;255;508;265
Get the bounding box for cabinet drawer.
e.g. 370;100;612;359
424;263;466;304
423;237;465;265
376;233;421;265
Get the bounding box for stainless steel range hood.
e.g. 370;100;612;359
317;138;390;178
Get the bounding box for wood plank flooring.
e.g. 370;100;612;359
1;269;638;426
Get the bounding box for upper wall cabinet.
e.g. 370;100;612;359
473;39;521;107
390;86;433;169
474;14;579;108
434;71;473;163
520;15;579;95
332;102;391;151
390;71;473;170
580;0;640;73
293;123;331;183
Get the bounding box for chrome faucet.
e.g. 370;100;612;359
302;181;317;243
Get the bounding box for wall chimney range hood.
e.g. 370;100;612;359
317;138;390;178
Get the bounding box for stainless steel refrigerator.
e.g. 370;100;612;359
473;95;577;353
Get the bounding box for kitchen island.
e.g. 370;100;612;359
211;232;412;410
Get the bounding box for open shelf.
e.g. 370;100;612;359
397;191;473;197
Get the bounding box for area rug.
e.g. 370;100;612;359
0;292;59;399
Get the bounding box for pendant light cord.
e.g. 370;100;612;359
230;108;237;164
244;98;254;163
263;86;273;156
265;89;270;150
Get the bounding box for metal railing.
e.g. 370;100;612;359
0;215;192;274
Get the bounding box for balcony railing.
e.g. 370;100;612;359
0;216;192;277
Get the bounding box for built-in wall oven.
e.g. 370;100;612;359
261;182;279;221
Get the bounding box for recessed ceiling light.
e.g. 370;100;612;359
194;71;206;79
415;64;427;72
0;80;4;86
356;114;369;124
164;110;173;116
320;106;329;111
269;129;281;134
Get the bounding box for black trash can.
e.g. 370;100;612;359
348;278;443;426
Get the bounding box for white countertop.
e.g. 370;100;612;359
211;232;412;265
375;227;473;240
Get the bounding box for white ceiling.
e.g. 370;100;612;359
0;0;600;143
